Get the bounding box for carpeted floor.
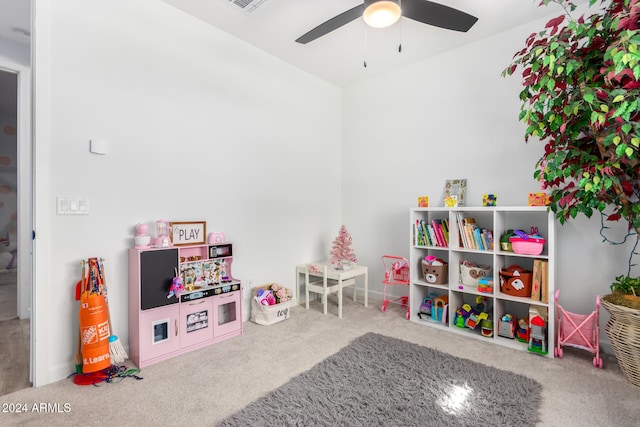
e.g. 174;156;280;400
0;294;639;426
219;332;542;426
0;274;17;321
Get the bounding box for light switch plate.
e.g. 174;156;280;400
57;197;89;215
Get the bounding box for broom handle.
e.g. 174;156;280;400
97;258;116;337
75;260;86;368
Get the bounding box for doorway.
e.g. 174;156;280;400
0;68;30;395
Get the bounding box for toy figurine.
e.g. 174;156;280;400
167;275;185;299
481;319;494;337
517;317;529;342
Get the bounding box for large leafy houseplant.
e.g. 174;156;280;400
503;0;640;307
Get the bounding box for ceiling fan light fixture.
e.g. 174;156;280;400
363;0;402;29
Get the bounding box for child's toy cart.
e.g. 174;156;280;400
555;289;603;368
381;255;410;320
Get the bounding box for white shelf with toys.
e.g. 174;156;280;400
409;206;555;358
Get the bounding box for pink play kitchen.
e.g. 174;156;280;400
128;220;242;368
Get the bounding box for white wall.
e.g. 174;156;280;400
33;0;342;385
0;38;29;67
32;1;637;386
342;15;638;349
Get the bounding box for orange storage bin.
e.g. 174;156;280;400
500;265;533;298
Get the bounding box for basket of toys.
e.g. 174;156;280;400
500;264;533;297
509;229;545;255
459;260;491;287
250;283;293;326
421;257;448;284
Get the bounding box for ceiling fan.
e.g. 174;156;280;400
295;0;478;44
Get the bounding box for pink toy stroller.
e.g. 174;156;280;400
381;255;410;320
555;289;603;368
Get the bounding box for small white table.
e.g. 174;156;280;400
295;261;368;317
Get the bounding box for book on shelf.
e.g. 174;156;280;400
415;220;426;246
473;227;483;250
431;219;446;247
441;219;449;245
540;260;549;303
464;219;478;250
485;230;494;250
455;212;469;248
453;212;497;251
427;224;438;247
420;220;431;246
480;230;489;251
531;259;542;301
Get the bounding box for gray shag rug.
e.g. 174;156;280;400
219;332;542;426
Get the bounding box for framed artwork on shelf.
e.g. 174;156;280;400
482;194;497;206
443;179;467;207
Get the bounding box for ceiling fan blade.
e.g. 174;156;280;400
295;5;364;44
402;0;478;32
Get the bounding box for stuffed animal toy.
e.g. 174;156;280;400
167;275;185;299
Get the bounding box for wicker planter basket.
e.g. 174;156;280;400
601;298;640;387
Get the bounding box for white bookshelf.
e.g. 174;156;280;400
409;206;555;358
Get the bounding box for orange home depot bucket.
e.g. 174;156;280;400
79;292;111;373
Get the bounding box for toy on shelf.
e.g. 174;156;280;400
134;223;151;249
498;314;516;339
153;219;172;248
528;315;548;355
456;303;476;328
432;295;449;322
466;309;489;330
500;264;533;297
477;278;493;293
509;227;545;256
421;256;448;284
527;306;548;355
459;260;491;287
167;269;185;299
454;301;490;333
481;319;493;337
516;318;529;342
465;312;481;329
417;293;440;321
475;295;488;313
555;290;602;368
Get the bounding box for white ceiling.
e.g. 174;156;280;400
160;0;574;87
0;1;579;89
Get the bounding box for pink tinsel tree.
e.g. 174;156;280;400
329;225;358;268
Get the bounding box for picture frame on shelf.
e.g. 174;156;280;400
482;194;497;206
443;179;467;207
170;221;207;246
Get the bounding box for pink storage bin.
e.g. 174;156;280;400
509;236;545;255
